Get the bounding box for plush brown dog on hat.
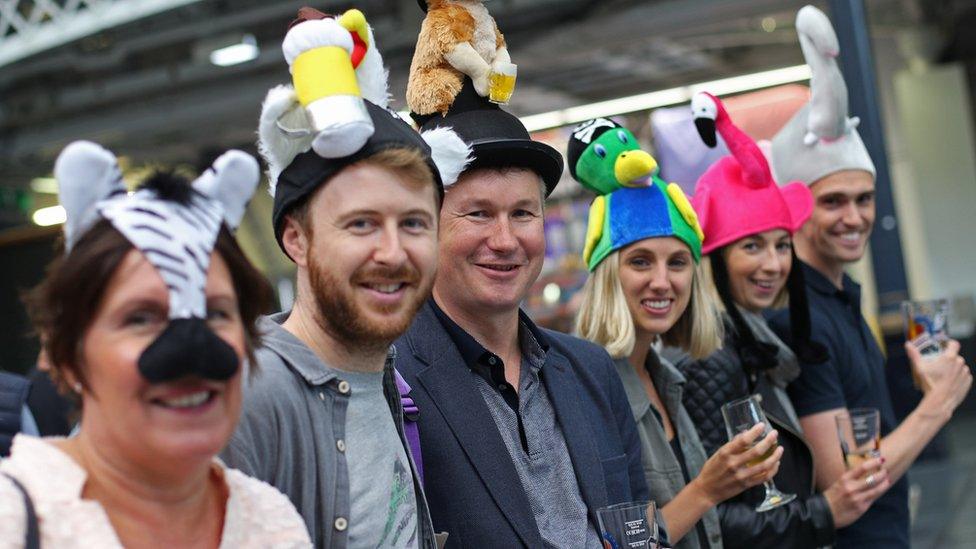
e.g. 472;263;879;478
406;0;510;122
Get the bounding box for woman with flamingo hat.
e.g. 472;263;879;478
662;91;892;548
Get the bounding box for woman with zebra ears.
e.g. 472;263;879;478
659;92;891;548
0;142;312;548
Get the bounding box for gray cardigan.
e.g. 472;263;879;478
613;353;723;549
221;313;437;548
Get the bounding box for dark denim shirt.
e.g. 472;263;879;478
769;261;909;549
221;313;437;548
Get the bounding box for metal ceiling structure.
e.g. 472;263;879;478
0;0;959;317
0;0;201;68
0;0;943;201
1;0;830;181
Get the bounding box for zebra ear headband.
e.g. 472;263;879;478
55;141;261;384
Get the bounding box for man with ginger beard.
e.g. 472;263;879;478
222;143;443;548
220;50;473;547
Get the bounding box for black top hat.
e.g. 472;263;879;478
419;90;564;196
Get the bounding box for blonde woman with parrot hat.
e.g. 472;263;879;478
571;118;782;549
660;91;892;549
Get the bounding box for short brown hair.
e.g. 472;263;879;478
289;147;439;234
23;219;274;393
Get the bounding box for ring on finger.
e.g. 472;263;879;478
865;474;876;487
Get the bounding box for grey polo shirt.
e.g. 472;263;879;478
221;313;436;548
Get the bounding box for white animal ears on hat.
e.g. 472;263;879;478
258;11;468;197
420;126;472;188
770;4;876;186
258;84;311;194
54;141;127;250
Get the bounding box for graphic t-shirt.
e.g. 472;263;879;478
344;370;419;548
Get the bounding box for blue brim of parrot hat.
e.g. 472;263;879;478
583;178;704;271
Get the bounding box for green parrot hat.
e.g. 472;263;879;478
567;118;704;271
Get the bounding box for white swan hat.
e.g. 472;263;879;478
770;5;876;187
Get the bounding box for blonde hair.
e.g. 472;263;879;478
576;250;724;360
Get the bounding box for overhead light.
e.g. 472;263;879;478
520;64;812;132
210;34;259;67
32;205;66;226
30;177;59;194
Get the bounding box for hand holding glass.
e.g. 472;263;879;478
722;395;795;512
835;408;881;469
597;501;656;549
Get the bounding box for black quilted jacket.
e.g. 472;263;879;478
663;338;835;549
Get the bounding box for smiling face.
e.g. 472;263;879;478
617;236;695;339
289;160;439;350
797;170;875;269
434;167;546;316
79;249;245;464
723;229;792;312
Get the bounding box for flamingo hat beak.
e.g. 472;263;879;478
695;118;718;148
691;92;719;148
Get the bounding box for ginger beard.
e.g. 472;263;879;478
307;243;433;352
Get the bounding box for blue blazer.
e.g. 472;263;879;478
394;302;648;548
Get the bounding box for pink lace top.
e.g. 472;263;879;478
0;435;312;548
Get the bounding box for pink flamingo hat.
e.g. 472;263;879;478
689;91;814;255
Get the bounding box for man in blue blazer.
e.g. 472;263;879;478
396;106;650;548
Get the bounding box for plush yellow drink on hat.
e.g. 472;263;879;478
282;9;375;158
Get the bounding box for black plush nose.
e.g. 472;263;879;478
138;318;239;383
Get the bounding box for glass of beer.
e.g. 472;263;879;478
487;62;517;104
835;408;881;469
903;298;950;389
903;298;949;357
596;501;656;549
722;395;795;512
